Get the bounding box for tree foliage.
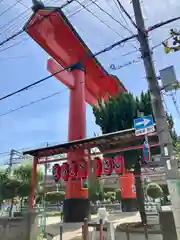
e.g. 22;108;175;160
93;90;176;223
45;191;65;203
88;179;104;202
115;189;121;202
146;183;163;199
93;91;177;167
13;163;43;185
0;163;43;214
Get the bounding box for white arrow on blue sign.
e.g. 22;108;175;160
133;115;155;136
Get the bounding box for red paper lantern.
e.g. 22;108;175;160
93;157;103;177
78;159;88;179
69;161;78;179
103;157;113;176
114;155;124;175
52;163;61;182
61;162;69;181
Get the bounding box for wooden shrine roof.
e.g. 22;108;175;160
23;126;159;158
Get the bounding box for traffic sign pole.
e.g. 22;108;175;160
139;112;151;163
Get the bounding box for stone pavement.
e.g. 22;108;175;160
44;212;140;240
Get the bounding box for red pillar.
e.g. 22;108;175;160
63;63;89;222
29;156;38;210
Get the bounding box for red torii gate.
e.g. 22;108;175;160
23;1;127;222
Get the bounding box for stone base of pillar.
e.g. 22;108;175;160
63;198;90;222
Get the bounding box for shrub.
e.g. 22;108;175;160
146;183;163;199
45;191;65;203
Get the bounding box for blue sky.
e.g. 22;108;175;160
0;0;180;163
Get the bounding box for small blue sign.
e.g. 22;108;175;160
133;115;153;130
143;140;150;163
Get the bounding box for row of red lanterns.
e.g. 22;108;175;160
52;155;124;182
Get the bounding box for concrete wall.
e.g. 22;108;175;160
0;212;38;240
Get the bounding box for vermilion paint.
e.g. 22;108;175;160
24;7;126;206
120;173;136;199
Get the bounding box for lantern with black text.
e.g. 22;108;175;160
78;159;88;179
103;157;113;176
61;162;69;181
52;163;61;182
114;155;124;175
93;157;103;177
69;161;78;179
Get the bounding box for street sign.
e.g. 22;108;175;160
133;115;155;136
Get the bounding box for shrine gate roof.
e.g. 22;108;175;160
23;126;159;158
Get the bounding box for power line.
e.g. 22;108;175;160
147;16;180;32
0;88;67;117
171;93;180;118
0;55;29;62
0;33;136;102
0;0;21;18
116;0;138;29
75;0;125;39
89;0;136;35
112;0;133;31
0;9;30;35
0;36;28;53
0;29;24;47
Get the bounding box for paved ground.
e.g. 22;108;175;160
44;212;140;240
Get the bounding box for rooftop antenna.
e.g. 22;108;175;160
32;0;44;12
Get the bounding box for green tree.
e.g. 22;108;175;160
88;179;104;203
45;191;65;203
146;183;163;200
93;92;146;223
4;177;21;216
13;163;43;207
115;189;121;202
175;141;180;161
0;170;9;208
106;192;115;203
93;91;177;223
14;164;43;184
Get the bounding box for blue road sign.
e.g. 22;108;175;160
133;115;153;130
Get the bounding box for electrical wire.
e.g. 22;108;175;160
171;93;180;118
0;36;28;53
0;88;68;117
0;55;29;62
75;0;125;39
89;0;136;35
0;9;30;35
112;0;133;32
116;0;138;30
0;33;136;102
0;0;21;18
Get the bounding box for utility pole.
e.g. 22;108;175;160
8;149;14;174
132;0;180;238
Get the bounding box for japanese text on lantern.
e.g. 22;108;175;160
52;155;124;181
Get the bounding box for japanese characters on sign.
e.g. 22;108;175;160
52;155;125;181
